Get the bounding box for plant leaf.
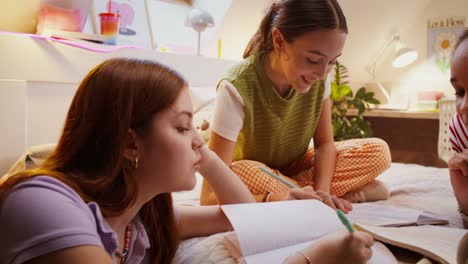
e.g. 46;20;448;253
331;62;377;141
355;101;365;115
355;87;366;99
367;98;381;104
331;83;352;101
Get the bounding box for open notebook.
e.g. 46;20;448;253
347;203;449;227
356;224;468;264
221;200;397;264
220;200;465;264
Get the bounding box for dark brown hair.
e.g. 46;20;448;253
0;58;186;263
455;29;468;51
243;0;348;58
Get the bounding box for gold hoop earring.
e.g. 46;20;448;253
132;157;139;169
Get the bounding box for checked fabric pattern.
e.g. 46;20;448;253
230;138;391;197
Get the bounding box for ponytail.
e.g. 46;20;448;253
243;0;348;59
243;3;278;58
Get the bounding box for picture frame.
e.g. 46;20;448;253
427;16;466;74
91;0;155;48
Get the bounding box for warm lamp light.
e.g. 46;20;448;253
392;47;418;68
367;34;418;105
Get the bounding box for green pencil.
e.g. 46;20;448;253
337;209;355;233
259;166;298;188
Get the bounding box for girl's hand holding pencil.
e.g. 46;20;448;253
286;186;324;201
259;166;323;202
259;167;352;213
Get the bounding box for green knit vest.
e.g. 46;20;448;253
219;53;325;168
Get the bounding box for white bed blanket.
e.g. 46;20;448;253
172;162;463;264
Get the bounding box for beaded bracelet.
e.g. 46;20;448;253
262;192;271;202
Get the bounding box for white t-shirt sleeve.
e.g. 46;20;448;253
211;80;245;142
323;73;331;100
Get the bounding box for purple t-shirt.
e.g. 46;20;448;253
0;176;151;264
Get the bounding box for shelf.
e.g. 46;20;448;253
0;31;238;87
347;108;439;120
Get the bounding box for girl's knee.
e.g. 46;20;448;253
367;138;391;168
231;160;266;175
367;138;389;151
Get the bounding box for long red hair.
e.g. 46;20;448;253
0;58;186;263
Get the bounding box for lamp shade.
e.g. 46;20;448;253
185;8;215;56
185;8;214;32
366;34;418;106
392;47;418;68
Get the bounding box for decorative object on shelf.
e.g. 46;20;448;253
427;16;466;74
332;61;380;141
41;29;107;44
366;34;418;105
99;12;120;45
36;0;92;35
147;0;231;56
217;38;222;59
185;8;215;56
92;0;154;48
415;90;444;111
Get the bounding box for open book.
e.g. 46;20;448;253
347;203;449;227
220;200;465;264
356;224;468;264
221;200;397;264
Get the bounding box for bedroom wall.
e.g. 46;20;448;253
210;0;432;64
376;0;468;106
0;0;41;33
210;0;466;105
0;34;236;175
0;0;466;174
2;0;465;85
203;0;274;59
0;80;27;175
148;0;232;54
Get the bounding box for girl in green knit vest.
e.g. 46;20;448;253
201;0;392;212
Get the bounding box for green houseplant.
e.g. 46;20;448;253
331;61;380;141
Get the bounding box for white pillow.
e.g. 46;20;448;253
1;143;56;182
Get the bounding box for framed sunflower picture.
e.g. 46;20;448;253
427;16;467;74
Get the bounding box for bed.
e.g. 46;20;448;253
3;146;461;263
172;161;462;264
169;99;463;263
2;152;460;263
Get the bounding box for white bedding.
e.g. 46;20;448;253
171;162;463;264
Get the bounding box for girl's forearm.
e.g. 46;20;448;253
199;147;255;204
313;142;337;193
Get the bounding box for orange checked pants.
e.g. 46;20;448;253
230;138;391;197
